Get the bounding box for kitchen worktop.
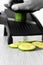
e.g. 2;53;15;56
0;25;43;65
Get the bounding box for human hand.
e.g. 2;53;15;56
11;0;43;11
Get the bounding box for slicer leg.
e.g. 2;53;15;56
8;35;13;45
4;27;7;36
4;25;13;45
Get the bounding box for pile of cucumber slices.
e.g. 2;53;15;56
9;41;43;51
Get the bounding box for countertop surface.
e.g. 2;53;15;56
0;25;43;65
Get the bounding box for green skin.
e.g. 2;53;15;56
15;13;26;22
18;47;36;51
15;13;22;22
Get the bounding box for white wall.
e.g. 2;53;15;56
0;0;9;11
0;0;43;26
33;9;43;26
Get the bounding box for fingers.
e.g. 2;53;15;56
12;3;27;10
11;0;42;11
11;0;32;10
12;3;32;10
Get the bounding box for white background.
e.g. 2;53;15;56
0;0;43;26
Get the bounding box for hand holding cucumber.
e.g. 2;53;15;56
10;0;43;11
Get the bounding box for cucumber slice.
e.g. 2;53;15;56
9;44;18;48
19;40;34;43
18;43;36;51
32;42;43;49
8;42;24;48
8;41;36;48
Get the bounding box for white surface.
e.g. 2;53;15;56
0;25;43;65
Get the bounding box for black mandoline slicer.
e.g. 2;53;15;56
0;0;43;45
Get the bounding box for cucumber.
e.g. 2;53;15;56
19;40;35;43
15;13;22;22
14;13;26;22
18;43;36;51
8;41;24;48
9;44;18;48
32;41;43;49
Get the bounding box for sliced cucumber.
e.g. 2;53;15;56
19;40;34;43
32;41;43;49
8;42;24;48
9;44;18;48
18;43;36;51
